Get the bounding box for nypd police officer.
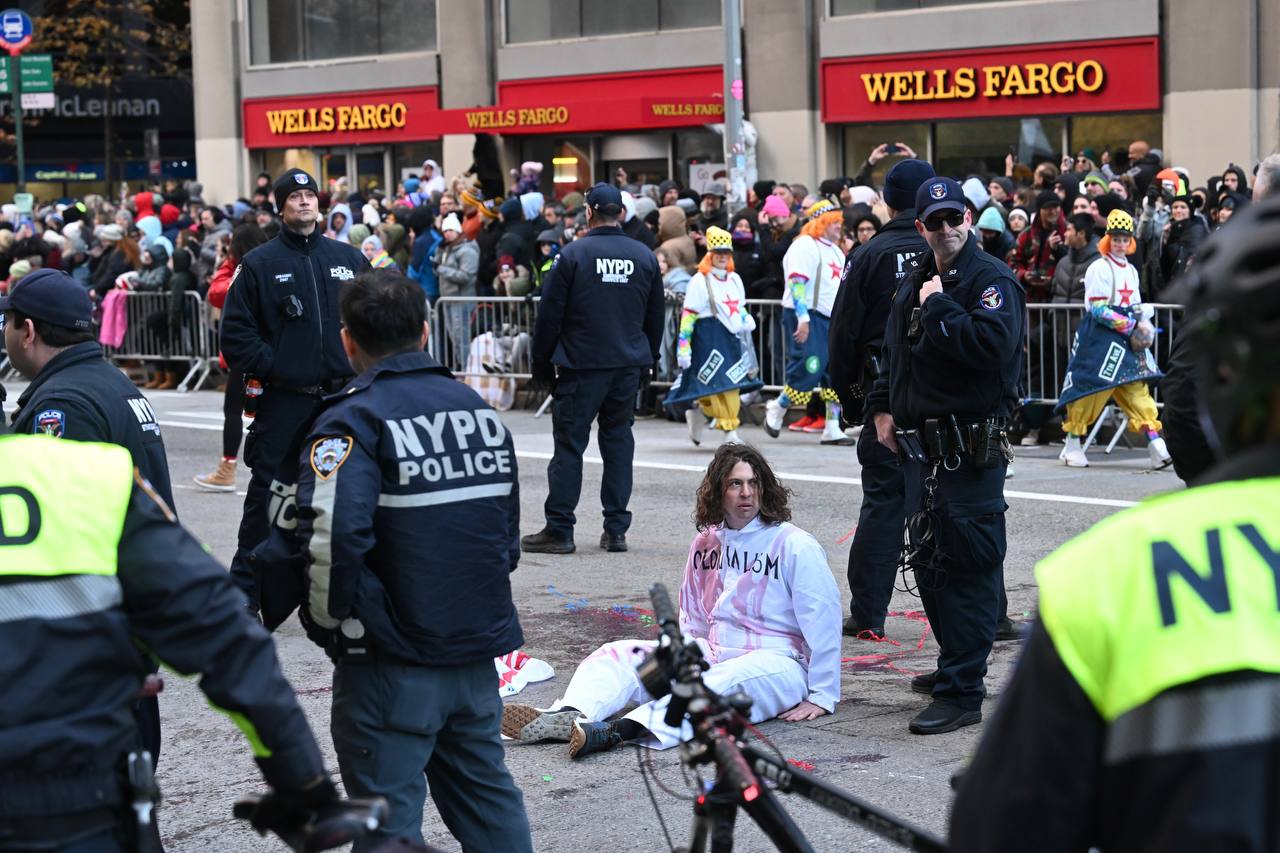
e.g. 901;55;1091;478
220;168;370;609
827;159;934;641
523;182;664;555
0;435;342;851
865;177;1024;735
2;268;173;769
291;269;532;852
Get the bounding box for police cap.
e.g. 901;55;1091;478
915;178;967;223
0;268;93;332
586;182;623;216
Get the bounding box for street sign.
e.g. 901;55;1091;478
20;91;52;109
0;53;51;94
13;192;33;213
19;53;50;91
0;8;32;55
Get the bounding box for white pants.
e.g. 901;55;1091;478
552;638;808;749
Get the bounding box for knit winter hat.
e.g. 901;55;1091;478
882;159;937;212
705;225;733;252
440;213;462;234
273;168;320;211
761;195;790;218
976;206;1006;233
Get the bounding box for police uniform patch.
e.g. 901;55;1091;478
310;436;354;480
979;285;1004;311
929;182;947;200
34;409;65;438
294;173;310;185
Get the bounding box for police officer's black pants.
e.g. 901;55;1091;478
544;367;642;540
848;426;906;632
903;457;1007;712
331;658;534;853
230;390;318;608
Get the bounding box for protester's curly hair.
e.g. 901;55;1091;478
693;443;793;531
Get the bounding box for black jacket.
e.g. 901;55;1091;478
10;341;174;507
623;215;658;250
0;441;325;835
828;210;929;418
220;226;370;389
532;225;665;373
867;232;1025;428
292;351;524;666
1160;328;1216;484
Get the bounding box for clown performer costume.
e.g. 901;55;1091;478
1057;209;1173;469
670;226;760;446
765;199;847;443
500;443;841;759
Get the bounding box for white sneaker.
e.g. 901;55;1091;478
1062;435;1088;468
723;429;742;444
820;417;847;444
685;408;706;446
764;399;784;438
1148;436;1173;469
1005;464;1015;479
1020;428;1040;447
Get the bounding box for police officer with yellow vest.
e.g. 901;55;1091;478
951;195;1280;851
0;437;344;851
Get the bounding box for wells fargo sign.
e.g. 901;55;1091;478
243;87;438;148
462;105;570;131
821;37;1160;123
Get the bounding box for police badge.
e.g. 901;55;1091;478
310;435;354;480
34;409;65;437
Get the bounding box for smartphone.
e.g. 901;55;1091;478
883;143;901;155
1008;144;1018;160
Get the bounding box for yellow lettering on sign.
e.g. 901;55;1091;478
861;72;893;103
982;65;1004;98
1077;59;1104;93
1000;63;1029;96
266;111;287;134
1049;61;1074;94
337;105;352;131
954;66;976;99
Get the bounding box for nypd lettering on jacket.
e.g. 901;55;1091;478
384;408;514;496
596;257;635;284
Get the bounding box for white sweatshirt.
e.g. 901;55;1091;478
678;517;842;712
781;234;845;319
685;269;755;334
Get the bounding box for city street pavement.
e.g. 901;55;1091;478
4;382;1182;852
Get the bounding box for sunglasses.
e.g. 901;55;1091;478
923;211;965;231
1076;156;1090;163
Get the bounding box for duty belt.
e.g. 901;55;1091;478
896;415;1010;470
270;376;354;397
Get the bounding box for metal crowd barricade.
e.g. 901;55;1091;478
1021;302;1184;406
100;290;215;392
432;295;538;379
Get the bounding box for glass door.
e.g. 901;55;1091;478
353;147;390;197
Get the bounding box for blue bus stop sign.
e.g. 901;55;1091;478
0;9;33;55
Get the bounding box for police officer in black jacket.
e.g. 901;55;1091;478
291;269;532;852
0;434;341;852
221;168;370;610
828;160;934;640
865;177;1024;735
2;268;173;768
523;183;664;555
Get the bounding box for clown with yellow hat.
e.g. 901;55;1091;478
1056;206;1172;469
666;226;761;444
764;198;849;443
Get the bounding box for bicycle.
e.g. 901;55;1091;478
635;583;948;853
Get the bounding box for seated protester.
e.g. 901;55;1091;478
502;443;841;758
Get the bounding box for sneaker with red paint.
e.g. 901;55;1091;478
787;415;816;432
801;416;826;433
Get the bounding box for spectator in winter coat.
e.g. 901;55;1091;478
379;217;410;270
976;206;1014;259
729;212;764;297
433;213;480;367
1010;191;1067;303
657;205;697;273
1051;213;1101;304
405;205;442;300
1159;195;1209;289
325;203;352;242
621;192;657;249
361;235;398;270
90;227;141;297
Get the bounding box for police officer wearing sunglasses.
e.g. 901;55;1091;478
864;177;1025;735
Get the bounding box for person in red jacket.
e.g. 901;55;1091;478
194;223;269;491
1009;191;1068;303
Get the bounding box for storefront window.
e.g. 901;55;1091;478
506;0;720;44
392;142;445;195
249;0;436;65
831;0;1023;14
841;123;929;185
935;117;1064;179
1069;113;1162;169
673;128;723;190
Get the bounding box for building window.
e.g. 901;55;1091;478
248;0;436;65
505;0;720;44
831;0;1023;14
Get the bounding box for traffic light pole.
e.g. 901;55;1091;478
10;52;23;193
722;0;745;210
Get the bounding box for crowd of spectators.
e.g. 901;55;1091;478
2;142;1278;395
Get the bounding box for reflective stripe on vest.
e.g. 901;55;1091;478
0;436;132;580
1037;476;1280;723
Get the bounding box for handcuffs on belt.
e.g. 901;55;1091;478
893;415;1013;595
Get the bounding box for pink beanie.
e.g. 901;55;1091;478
761;195;790;218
